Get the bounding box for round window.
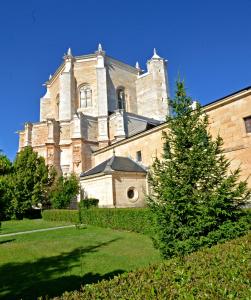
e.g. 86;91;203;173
127;187;139;202
127;188;134;199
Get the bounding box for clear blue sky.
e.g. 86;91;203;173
1;0;251;160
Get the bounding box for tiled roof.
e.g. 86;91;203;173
80;156;147;178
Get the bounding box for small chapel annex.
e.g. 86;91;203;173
18;44;251;207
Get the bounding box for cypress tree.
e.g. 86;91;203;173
148;81;250;258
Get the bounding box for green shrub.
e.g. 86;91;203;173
50;174;79;209
79;198;99;209
42;209;79;223
56;231;251;300
79;208;153;235
42;208;152;235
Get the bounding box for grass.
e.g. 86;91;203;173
0;219;72;235
0;219;161;300
57;231;251;300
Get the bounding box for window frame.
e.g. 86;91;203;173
244;116;251;133
79;84;92;108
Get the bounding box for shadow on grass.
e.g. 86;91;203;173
0;239;15;245
0;238;125;300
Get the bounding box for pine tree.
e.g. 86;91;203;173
148;81;250;259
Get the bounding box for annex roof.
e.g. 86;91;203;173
80;155;147;178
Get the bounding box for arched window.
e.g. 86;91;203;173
117;87;126;110
80;85;92;108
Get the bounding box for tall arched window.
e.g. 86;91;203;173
80;85;92;108
117;87;126;110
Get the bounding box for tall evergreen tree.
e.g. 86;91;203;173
148;81;250;259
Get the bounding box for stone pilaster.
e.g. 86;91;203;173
59;49;75;121
24;122;33;146
45;119;60;171
114;109;126;141
71;113;82;139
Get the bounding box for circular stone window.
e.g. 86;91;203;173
127;187;139;202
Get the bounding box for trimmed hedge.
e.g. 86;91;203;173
55;231;251;300
79;198;99;209
42;208;153;235
80;208;153;235
42;209;79;223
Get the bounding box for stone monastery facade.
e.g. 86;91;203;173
18;45;251;207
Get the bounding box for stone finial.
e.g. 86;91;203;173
152;48;160;59
67;48;72;56
135;61;140;69
49;74;52;80
98;43;103;52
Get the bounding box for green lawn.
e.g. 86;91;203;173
0;220;161;300
0;219;72;235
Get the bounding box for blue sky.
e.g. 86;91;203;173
1;0;251;160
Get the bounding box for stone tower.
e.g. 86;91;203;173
136;49;169;121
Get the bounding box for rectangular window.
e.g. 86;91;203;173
136;151;142;162
244;116;251;133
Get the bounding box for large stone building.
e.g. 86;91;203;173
18;45;251;207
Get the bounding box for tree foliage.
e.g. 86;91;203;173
0;153;13;225
50;174;79;209
148;81;250;259
0;147;57;220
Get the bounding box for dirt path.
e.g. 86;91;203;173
0;225;75;237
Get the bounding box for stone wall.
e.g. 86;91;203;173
94;124;168;167
206;90;251;185
32;123;48;147
80;174;114;207
106;57;138;113
113;172;147;207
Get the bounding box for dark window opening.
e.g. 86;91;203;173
136;151;142;162
127;188;134;199
117;88;125;110
244;116;251;133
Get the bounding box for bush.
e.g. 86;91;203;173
24;208;42;219
42;209;79;223
79;198;99;209
50;174;79;209
56;231;251;300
